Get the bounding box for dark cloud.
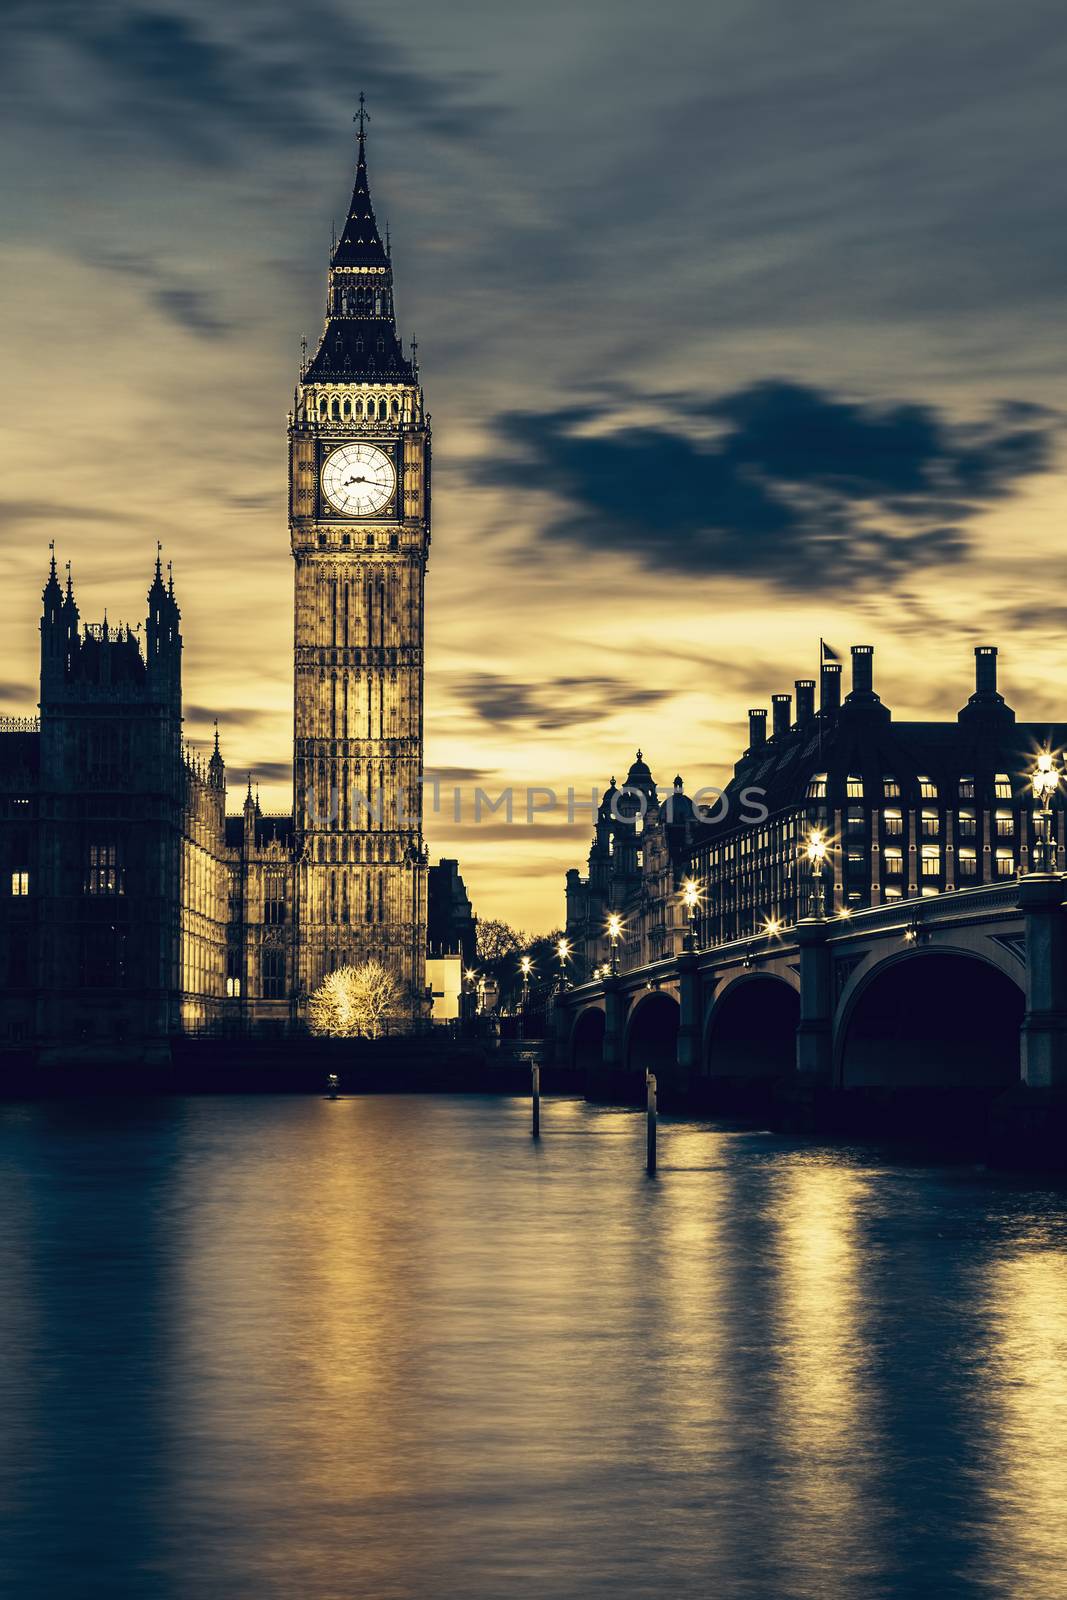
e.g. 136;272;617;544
236;760;291;784
458;673;670;731
477;382;1059;590
0;1;492;166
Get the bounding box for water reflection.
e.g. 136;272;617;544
973;1250;1067;1598
0;1097;1066;1600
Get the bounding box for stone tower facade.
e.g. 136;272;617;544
288;112;430;1016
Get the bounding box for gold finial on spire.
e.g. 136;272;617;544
354;91;370;139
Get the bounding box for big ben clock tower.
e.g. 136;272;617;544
289;101;429;1017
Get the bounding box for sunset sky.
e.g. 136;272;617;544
2;0;1066;930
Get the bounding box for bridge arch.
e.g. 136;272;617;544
838;948;1024;1089
571;1006;606;1072
704;972;800;1080
625;989;680;1078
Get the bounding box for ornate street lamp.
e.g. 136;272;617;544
606;912;623;976
519;954;533;1038
805;827;829;919
556;937;571;990
1031;751;1062;873
680;876;701;952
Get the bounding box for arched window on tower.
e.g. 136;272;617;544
391;398;400;419
330;398;340;420
356;399;364;418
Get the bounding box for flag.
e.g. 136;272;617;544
820;639;840;662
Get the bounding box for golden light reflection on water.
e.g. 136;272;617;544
768;1160;888;1594
974;1250;1067;1598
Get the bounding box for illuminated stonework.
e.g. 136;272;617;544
289;117;430;1016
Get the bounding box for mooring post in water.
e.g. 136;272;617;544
327;1072;339;1101
532;1061;541;1139
646;1069;657;1173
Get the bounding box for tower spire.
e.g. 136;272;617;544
304;107;413;383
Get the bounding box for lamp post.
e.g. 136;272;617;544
1031;752;1062;873
556;937;571;991
464;966;479;1021
681;876;701;952
805;827;828;919
607;913;623;976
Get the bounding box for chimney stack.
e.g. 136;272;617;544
850;644;874;697
748;708;767;752
772;693;792;739
975;645;997;696
821;661;841;715
795;678;815;723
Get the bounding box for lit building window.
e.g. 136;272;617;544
85;842;123;896
994;773;1012;800
958;848;978;878
846;774;863;799
883;776;900;799
10;871;29;896
807;773;828;799
995;810;1014;838
957;810;977;839
921;845;941;875
995;848;1015;877
884;884;903;900
883;847;904;876
958;775;975;800
918;776;937;800
226;976;241;998
883;809;903;838
921;809;939;839
846;806;865;833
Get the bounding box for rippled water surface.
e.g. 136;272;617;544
2;1094;1067;1599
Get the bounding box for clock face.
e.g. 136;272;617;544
321;444;396;516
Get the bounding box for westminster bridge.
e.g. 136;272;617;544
554;876;1067;1107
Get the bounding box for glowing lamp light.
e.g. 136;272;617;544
556;938;571;962
520;955;533;977
838;906;853;920
607;913;623;940
681;877;701;912
806;827;829;866
1032;750;1061;804
763;916;781;936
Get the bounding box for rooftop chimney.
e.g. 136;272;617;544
975;645;997;696
772;693;792;739
850;644;874;697
821;661;841;715
959;643;1013;724
795;678;815;723
748;708;767;753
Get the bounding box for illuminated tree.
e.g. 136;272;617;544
307;960;401;1039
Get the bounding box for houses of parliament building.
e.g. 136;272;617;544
0;116;468;1053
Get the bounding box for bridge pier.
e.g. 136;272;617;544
795;918;833;1081
674;953;700;1102
1020;875;1067;1087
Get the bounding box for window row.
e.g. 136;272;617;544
809;772;1016;801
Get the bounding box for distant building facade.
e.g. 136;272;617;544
564;646;1066;978
564;752;700;982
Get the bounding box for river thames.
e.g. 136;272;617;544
1;1094;1065;1599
